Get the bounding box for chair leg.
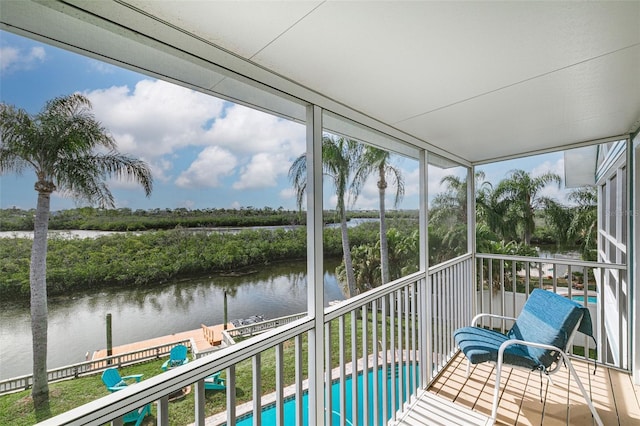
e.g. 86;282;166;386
466;358;471;377
490;360;503;423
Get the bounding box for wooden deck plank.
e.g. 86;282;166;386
454;363;493;412
430;355;466;401
497;368;530;425
609;367;640;425
517;369;549;425
91;323;233;360
427;352;638;426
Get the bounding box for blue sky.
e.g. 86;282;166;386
0;30;568;212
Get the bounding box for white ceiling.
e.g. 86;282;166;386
2;1;639;164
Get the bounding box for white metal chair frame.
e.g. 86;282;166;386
468;312;603;426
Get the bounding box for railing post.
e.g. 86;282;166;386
276;343;284;426
253;354;262;426
194;379;205;426
418;149;431;386
307;104;325;426
226;365;236;425
157;396;169;426
295;335;304;426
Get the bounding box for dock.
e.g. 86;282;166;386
91;323;234;360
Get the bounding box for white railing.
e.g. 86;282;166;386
475;253;628;370
226;313;308;339
427;254;475;378
35;255;476;425
37;317;315;426
323;271;424;426
0;340;192;395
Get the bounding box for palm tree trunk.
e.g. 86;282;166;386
340;209;357;298
378;168;390;284
30;191;50;409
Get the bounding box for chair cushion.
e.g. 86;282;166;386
506;289;585;368
454;326;539;369
454;289;591;371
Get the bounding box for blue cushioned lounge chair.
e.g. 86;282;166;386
203;371;226;391
453;289;602;425
161;344;189;371
101;367;143;392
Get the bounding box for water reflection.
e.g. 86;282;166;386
0;259;342;379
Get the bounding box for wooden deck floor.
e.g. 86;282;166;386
91;323;233;360
428;352;640;426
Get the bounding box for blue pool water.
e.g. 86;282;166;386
572;295;597;304
235;364;417;426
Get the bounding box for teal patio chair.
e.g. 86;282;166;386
453;289;603;425
101;367;143;392
121;404;151;426
161;344;189;371
101;368;150;425
203;371;226;391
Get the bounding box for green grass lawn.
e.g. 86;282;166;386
0;361;165;426
0;356;246;426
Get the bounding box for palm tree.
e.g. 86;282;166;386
352;147;404;284
567;186;598;261
541;198;572;247
473;171;521;244
492;169;561;245
0;94;153;410
430;171;494;259
289;136;362;298
431;174;468;224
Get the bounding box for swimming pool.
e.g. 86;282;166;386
572;295;597;304
235;363;417;426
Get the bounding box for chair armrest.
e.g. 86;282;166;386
471;313;517;327
121;374;143;382
496;338;563;366
498;339;562;353
107;385;128;392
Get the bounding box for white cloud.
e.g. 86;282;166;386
0;46;45;74
205;104;305;155
233;152;290;190
175;146;237;188
403;167;421;199
88;59;115;74
532;158;568;203
531;158;564;179
85;80;225;158
230;201;241;209
279;187;297;202
84;80;306;194
428;165;460;196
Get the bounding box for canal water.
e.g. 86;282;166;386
0;259;343;380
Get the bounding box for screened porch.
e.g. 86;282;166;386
1;1;638;425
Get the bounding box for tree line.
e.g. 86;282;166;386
0;222;420;298
0;206;416;232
